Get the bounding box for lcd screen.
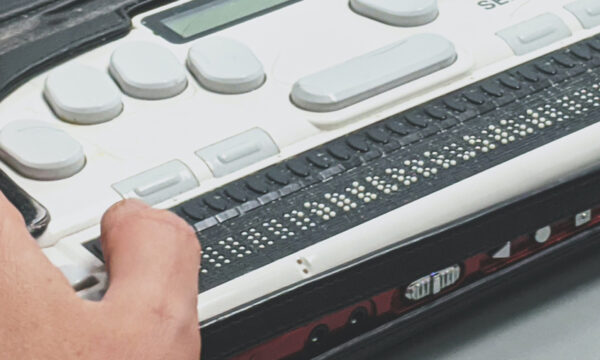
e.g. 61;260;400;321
162;0;294;39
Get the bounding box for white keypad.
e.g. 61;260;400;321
196;128;279;177
187;37;265;94
291;33;456;112
44;64;123;124
565;0;600;29
496;14;572;56
110;42;188;100
0;120;85;180
351;0;439;27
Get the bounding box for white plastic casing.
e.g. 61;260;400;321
0;0;599;322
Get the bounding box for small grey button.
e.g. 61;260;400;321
0;120;85;180
187;37;265;94
291;33;456;112
496;13;571;56
351;0;438;27
112;160;199;205
196;128;279;177
565;0;600;29
44;63;123;124
110;42;188;99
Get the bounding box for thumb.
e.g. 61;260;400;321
0;191;74;299
99;199;200;317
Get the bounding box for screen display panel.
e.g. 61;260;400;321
144;0;301;43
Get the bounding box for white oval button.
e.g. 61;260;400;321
291;34;457;112
187;37;265;94
110;42;188;99
0;120;85;180
44;63;123;124
351;0;439;27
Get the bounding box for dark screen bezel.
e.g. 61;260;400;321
142;0;303;44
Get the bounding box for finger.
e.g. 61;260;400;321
99;199;200;317
0;191;73;296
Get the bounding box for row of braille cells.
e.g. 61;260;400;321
199;47;600;269
196;82;600;274
170;37;600;273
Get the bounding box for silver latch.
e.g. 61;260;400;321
405;264;461;301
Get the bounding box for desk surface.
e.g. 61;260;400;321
379;243;600;360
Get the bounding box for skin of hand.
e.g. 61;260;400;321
0;194;201;360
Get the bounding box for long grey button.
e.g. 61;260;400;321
196;128;279;177
291;33;456;112
112;160;199;205
0;120;85;180
351;0;438;27
110;42;188;99
44;64;123;124
496;14;571;56
187;37;265;94
565;0;600;29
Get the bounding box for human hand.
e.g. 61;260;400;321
0;195;201;360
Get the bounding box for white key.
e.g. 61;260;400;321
187;37;265;94
0;120;85;180
496;14;571;56
291;33;456;112
196;128;279;177
110;42;188;100
44;64;123;124
112;160;199;205
565;0;600;29
351;0;439;27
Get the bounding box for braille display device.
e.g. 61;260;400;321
2;0;600;358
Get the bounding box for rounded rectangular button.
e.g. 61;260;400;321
44;64;122;124
112;160;199;205
350;0;438;27
496;14;571;56
0;120;85;180
110;42;187;100
187;37;265;94
196;128;279;177
565;0;600;29
290;34;457;112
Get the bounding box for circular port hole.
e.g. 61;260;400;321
348;306;369;327
307;324;329;346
